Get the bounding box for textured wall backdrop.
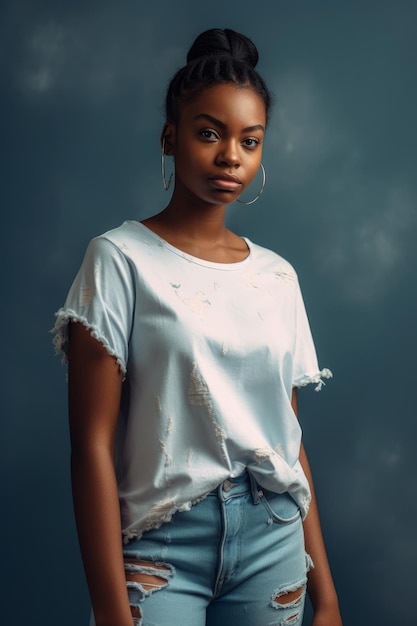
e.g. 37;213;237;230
1;1;416;624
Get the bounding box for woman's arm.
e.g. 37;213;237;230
68;322;133;626
292;388;343;626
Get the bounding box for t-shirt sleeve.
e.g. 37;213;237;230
52;236;135;375
292;281;332;391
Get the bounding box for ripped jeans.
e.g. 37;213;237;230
92;472;312;625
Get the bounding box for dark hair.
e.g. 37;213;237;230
165;28;272;125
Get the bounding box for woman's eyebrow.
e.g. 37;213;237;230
193;113;265;133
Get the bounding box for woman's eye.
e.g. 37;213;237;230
243;138;260;148
199;129;219;141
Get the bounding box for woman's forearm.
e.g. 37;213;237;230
71;447;133;626
300;443;342;624
67;323;132;625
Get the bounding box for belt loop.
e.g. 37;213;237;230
249;472;261;504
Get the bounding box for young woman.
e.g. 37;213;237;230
53;28;342;626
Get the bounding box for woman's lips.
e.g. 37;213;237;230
209;175;242;191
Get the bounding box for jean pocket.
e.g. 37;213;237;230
259;489;301;524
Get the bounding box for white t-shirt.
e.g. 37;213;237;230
53;220;331;541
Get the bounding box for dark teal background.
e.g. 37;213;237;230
1;1;416;624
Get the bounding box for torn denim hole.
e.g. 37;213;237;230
305;551;314;573
124;559;174;625
270;581;306;626
129;602;142;626
124;559;174;590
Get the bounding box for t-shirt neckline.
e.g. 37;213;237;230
132;221;252;271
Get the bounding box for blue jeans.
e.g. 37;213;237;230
93;472;311;625
91;472;312;626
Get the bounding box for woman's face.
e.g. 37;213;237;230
166;83;266;207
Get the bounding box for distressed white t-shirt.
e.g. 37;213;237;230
53;220;331;541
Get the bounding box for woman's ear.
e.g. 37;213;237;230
160;123;176;156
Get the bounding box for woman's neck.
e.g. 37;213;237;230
141;200;248;264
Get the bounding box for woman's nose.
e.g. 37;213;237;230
215;141;240;168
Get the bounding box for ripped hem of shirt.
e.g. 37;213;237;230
295;368;333;392
122;491;212;544
51;309;127;377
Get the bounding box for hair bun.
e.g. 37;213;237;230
186;28;259;68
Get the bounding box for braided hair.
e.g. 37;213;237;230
165;28;272;125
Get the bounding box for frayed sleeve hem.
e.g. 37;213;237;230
51;309;127;377
294;368;333;392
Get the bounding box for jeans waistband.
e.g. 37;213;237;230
212;471;263;504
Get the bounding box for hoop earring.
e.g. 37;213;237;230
237;163;266;205
161;138;173;191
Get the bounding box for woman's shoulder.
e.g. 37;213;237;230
87;220;157;259
96;220;143;247
74;221;155;276
245;237;298;280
